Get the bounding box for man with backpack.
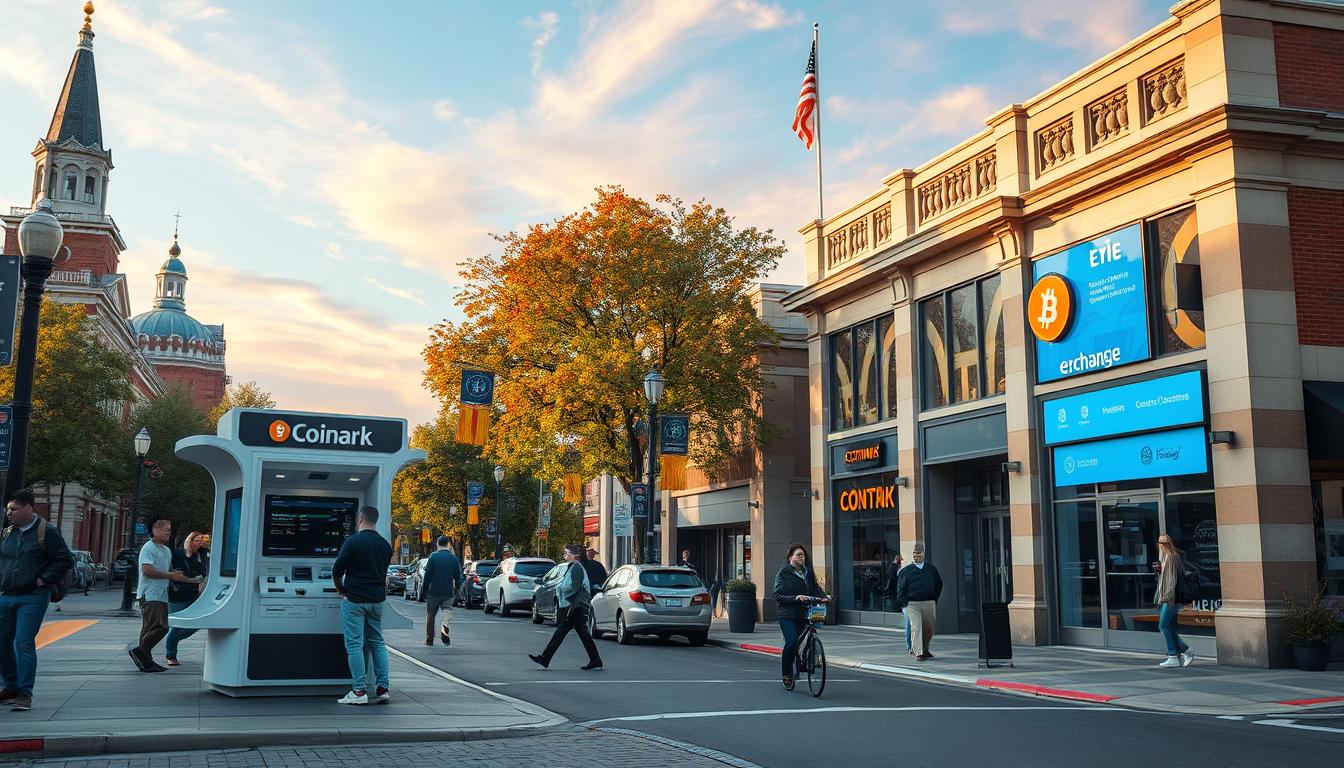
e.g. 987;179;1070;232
528;544;602;671
0;489;74;712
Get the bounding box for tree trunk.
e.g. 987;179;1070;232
56;481;67;535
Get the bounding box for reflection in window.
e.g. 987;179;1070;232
879;315;897;419
1164;492;1219;636
1056;501;1101;628
855;321;879;425
832;329;854;431
980;274;1005;395
1152;208;1204;354
950;285;979;403
921;297;947;408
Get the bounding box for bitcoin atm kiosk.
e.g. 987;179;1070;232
170;408;425;696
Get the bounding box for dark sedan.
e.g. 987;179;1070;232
454;559;497;608
111;548;136;581
386;564;410;596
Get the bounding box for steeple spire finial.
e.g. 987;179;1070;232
80;3;95;49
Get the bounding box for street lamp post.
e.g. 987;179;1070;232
643;370;665;565
3;199;62;502
119;428;151;612
492;465;505;559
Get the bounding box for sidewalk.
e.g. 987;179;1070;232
0;588;563;758
709;618;1344;716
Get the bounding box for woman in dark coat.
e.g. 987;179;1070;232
772;543;827;689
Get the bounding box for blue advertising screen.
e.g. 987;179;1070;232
1043;370;1204;446
1033;224;1150;383
1053;426;1208;487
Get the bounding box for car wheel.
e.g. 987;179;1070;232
688;632;708;647
484;594;496;614
616;612;633;645
499;592;511;617
532;604;544;624
589;611;604;640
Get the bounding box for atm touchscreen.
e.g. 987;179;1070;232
262;495;357;557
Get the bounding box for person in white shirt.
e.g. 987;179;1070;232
130;519;199;673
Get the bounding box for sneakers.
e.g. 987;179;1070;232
375;686;390;704
440;630;451;646
0;688;17;705
1158;656;1182;668
146;662;168;673
165;657;180;667
10;695;31;712
128;647;148;672
580;661;603;671
528;653;550;669
1182;648;1196;667
337;690;369;705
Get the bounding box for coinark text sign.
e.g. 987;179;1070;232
1053;426;1207;487
0;256;19;366
1031;224;1150;383
1044;370;1204;446
238;411;404;453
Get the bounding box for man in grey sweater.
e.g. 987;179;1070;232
419;536;463;646
529;544;602;671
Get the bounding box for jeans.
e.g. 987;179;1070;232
905;615;912;652
164;600;200;659
540;606;601;665
341;600;389;692
1158;602;1189;657
0;592;50;696
425;594;453;642
779;618;805;678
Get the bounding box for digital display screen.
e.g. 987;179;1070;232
262;495;358;557
221;489;242;577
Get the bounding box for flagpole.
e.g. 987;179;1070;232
813;22;823;222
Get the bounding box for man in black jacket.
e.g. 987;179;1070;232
419;536;462;647
332;506;393;705
529;544;602;671
0;489;74;712
895;542;942;661
580;548;608;595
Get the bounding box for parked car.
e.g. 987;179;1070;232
92;561;109;585
590;565;710;645
386;564;409;596
454;559;497;608
70;550;95;594
530;563;570;624
111;548;136;581
483;557;554;616
403;558;430;601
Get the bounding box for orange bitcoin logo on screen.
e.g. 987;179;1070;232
1027;273;1073;343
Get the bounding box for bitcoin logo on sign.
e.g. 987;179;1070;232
1028;274;1073;343
268;419;291;442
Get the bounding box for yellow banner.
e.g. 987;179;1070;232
456;404;490;445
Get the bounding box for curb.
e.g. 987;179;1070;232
0;724;568;760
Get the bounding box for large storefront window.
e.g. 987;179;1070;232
920;272;1006;410
833;471;901;614
1149;207;1205;355
830;316;898;432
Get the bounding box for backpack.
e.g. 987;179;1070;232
1174;555;1200;604
1;518;70;603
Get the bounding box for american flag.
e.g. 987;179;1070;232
792;40;818;149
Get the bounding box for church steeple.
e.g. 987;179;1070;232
31;2;113;215
154;228;189;311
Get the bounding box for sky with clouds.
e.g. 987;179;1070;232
0;0;1174;426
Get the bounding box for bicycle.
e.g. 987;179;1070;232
792;596;829;697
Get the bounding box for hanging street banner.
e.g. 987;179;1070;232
538;493;553;530
0;407;12;469
631;483;649;520
460;370;495;406
613;495;633;536
485;516;497;537
0;256;18;366
467;482;484;505
659;413;690;455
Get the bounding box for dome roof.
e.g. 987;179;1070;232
130;308;216;345
160;255;186;275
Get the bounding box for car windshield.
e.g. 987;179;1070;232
514;561;554;577
639;570;703;589
475;565;497;577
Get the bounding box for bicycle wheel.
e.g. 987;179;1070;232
806;635;827;697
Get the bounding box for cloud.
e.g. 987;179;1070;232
286;214;321;228
941;0;1147;51
168;1;227;22
209;144;286;195
0;32;55;98
366;277;430;308
324;242;347;261
431;98;458;123
523;11;560;77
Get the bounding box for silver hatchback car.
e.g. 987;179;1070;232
590;565;711;646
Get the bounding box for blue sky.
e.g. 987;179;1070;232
0;0;1174;425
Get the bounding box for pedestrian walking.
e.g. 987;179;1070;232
709;574;724;618
883;553;912;654
332;506;393;705
131;519;201;673
1153;533;1196;668
0;489;74;712
419;535;463;647
677;549;698;577
529;544;602;671
773;543;827;690
895;542;942;661
164;531;210;666
580;548;608;594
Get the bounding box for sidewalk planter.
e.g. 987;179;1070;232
726;579;757;633
1291;642;1332;672
1283;583;1344;671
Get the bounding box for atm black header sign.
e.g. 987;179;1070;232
238;411;404;453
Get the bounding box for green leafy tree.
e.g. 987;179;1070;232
131;386;214;537
209;380;276;425
0;302;134;503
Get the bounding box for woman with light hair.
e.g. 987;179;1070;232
1152;533;1195;668
164;531;210;667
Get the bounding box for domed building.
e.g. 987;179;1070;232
130;234;227;413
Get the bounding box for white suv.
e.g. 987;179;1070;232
483;557;555;616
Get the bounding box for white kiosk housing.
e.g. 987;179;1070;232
170;408;424;696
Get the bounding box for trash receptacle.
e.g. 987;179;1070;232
978;601;1013;668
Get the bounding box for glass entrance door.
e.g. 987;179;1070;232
1100;496;1161;646
978;511;1012;604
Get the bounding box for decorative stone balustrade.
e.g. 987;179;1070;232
1088;89;1129;148
1037;117;1075;173
826;203;893;270
1143;59;1186;123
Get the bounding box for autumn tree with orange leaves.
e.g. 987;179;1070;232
424;186;785;497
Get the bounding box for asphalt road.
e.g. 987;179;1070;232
384;598;1344;768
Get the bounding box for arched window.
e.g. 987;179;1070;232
83;174;96;204
33;164;44;199
64;173;78;201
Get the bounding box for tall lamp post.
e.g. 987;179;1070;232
492;464;505;559
119;428;151;612
3;199;62;502
643;370;665;565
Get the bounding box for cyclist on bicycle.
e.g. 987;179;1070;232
773;543;827;690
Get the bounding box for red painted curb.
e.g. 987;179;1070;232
739;643;782;655
976;679;1119;703
0;738;44;754
1278;695;1344;707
